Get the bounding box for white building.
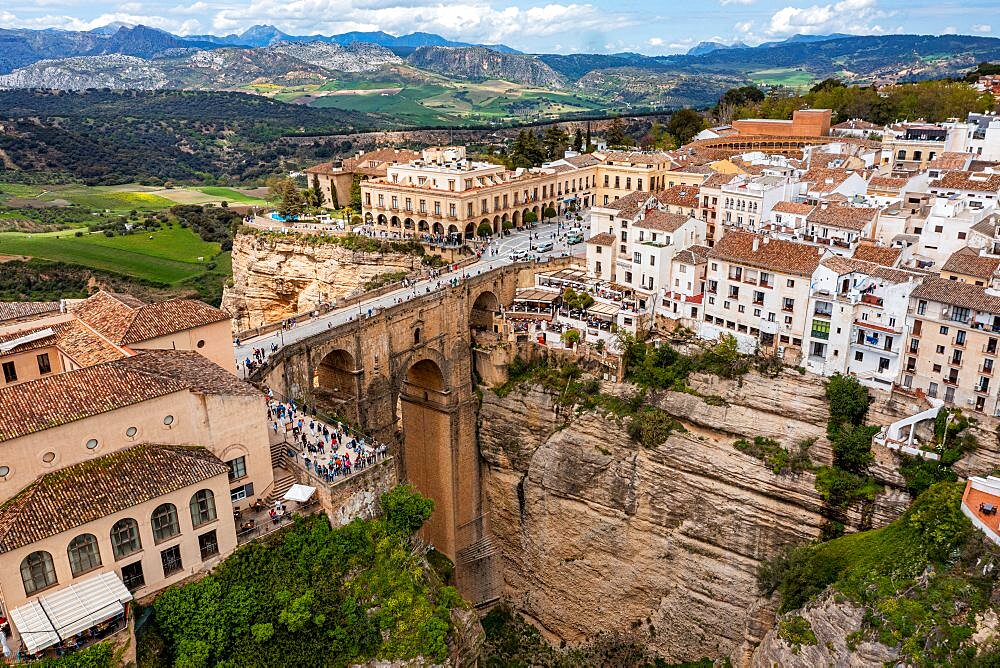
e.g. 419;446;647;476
804;256;922;388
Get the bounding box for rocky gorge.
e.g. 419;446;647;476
222;229;431;328
474;360;1000;665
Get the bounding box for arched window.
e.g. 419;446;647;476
21;551;56;595
110;518;142;560
413;328;421;344
189;490;217;527
151;503;180;544
67;534;102;577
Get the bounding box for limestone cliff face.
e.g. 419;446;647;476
747;592;898;667
222;231;423;328
478;370;910;662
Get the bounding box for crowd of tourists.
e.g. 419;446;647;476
266;396;390;485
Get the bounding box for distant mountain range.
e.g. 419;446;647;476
0;27;997;118
0;24;520;74
686;33;852;56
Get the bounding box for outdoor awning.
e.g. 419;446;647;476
513;289;560;303
283;484;316;503
10;572;132;654
587;303;620;318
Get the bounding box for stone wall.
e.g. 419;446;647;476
315;456;399;526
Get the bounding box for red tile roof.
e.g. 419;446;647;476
772;201;815;215
635;210;690;233
852;244;902;267
0;302;61;324
586;232;616;245
0;350;259;442
930;171;1000;193
941;246;1000;280
72;291;230;346
601;191;655;218
708;231;822;276
912;276;1000;312
0;320;125;368
0;444;229;553
800;167;857;192
652;185;699;209
806;205;879;231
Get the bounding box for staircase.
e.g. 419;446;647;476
270;441;287;468
269;468;297;503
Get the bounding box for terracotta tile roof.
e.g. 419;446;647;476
72;291;230;346
941;246;1000;280
601;191;655;218
342;148;421;172
708;231;822;276
912;276;1000;312
800;167;857;192
0;320;125;367
635;210;690;233
832;119;880;130
0;350;259;442
0;302;61;324
806;205;879;231
700;173;737;189
772;201;815;215
928;152;972;171
599;150;671;165
868;176;908;190
564;154;601;168
820;256;917;283
674;244;710;265
972;214;1000;238
586;232;616;245
930;171;1000;193
852;244;902;267
652;185;699;209
0;444;229;553
549;163;575;173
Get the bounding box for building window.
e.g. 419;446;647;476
67;534;102;577
111;518;142;560
198;531;220;561
36;353;51;375
226;456;247;481
2;361;16;383
855;351;864;362
160;545;183;577
231;482;255;502
190;489;217;527
21;551;57;595
151;503;180;544
121;561;145;591
811;320;830;340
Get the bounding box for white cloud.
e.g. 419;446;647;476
972;24;992;33
118;2;143;12
765;0;891;36
173;1;209;13
942;25;956;34
209;0;634;46
648;37;664;46
720;0;754;5
734;20;753;33
1;11;201;33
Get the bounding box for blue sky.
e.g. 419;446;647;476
0;0;995;54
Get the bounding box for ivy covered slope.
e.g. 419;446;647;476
141;485;466;668
757;482;1000;666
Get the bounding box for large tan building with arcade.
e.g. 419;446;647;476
732;109;832;138
0;292;277;658
356;146;706;239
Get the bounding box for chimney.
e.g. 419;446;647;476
752;236;760;252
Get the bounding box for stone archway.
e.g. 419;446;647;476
390;215;401;228
465;222;476;239
512;210;520;227
314;348;360;422
418;220;429;232
433;222;444;235
377;214;388;226
447;224;459;236
364;212;373;224
470;290;499;332
399;358;455;556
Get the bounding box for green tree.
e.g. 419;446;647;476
584;122;592;152
825;374;871;437
543;206;557;222
561;329;581;347
667;108;706;146
276;179;305;218
350;174;362;211
381;484;434;536
573;128;584;151
542;125;570;160
523;210;538;225
308;173;325;208
605;117;631;147
477;222;493;237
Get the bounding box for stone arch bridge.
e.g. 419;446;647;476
256;264;534;603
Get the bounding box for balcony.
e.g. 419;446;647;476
813;306;833;318
860;293;884;307
943;377;960;386
951;356;964;368
981;364;995;375
984;344;999;355
952;336;967;348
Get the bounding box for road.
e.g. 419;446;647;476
235;216;586;372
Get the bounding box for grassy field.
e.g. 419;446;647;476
194;187;269;204
0;224;221;284
749;68;815;89
0;182;268;210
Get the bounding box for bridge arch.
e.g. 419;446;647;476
314;348;361;423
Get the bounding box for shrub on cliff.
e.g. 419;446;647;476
757;482;996;665
148;487;456;667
